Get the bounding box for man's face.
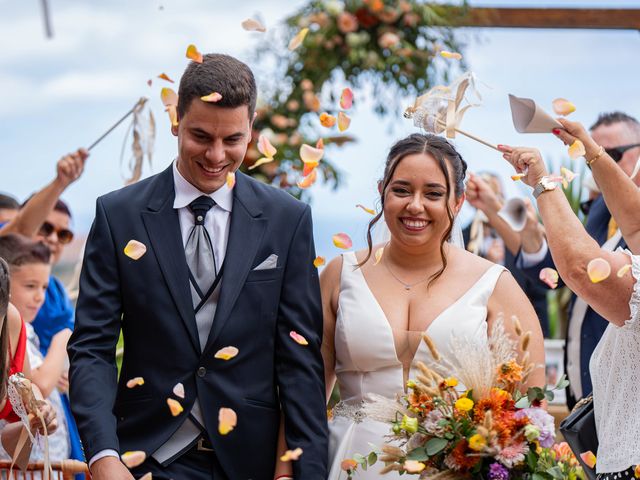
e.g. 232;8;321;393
591;122;640;183
0;208;17;224
173;100;253;194
34;210;72;265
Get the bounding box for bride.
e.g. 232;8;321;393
320;133;545;479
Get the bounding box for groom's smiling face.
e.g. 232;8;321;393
173;100;254;194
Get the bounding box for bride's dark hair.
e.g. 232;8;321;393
360;133;468;286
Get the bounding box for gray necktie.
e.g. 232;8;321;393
185;195;217;307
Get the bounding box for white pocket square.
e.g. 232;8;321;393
253;254;278;270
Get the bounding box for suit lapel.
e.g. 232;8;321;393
141;166;200;353
203;173;266;354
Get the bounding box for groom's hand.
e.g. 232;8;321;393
90;456;135;480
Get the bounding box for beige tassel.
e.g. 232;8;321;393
422;333;441;361
511;315;523;336
520;331;531;352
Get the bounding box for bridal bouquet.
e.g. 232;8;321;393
353;317;584;480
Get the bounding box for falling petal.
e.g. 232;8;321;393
340;88;354;110
166;105;179;127
226;172;236;189
587;258;611;283
167;398;183;416
337;112;351;132
186;44;203;63
160;87;178;107
288;27;309;51
280;447;303;462
568;139;586;160
617;264;632;277
539;268;559;289
552;98;576;116
302;161;318;177
146;79;152;87
634;465;640;478
319;112;336;128
289;331;309;345
316;138;324;149
341;459;357;471
561;166;577;185
215;346;239;360
297;168;318;189
302;91;321;112
218;407;237;435
248;157;274;171
313;256;326;268
157;73;174;83
356;204;375;215
374;247;384;266
333;233;353;249
200;92;222;103
404;461;426;474
121;451;146;469
172;382;185;399
126;377;145;389
241;18;266;32
440;50;462;60
124;240;147;260
511;174;525;181
580;451;597;469
300;144;324;163
258;134;277;158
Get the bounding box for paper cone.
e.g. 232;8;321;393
497;197;528;232
509;94;562;133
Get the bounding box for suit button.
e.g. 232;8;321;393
197;367;206;377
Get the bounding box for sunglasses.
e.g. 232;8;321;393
38;221;74;245
604;143;640;162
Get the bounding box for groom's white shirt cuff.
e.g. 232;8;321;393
89;449;119;468
518;240;548;268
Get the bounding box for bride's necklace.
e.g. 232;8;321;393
383;254;431;291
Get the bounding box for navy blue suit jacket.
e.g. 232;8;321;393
68;165;329;479
517;195;624;407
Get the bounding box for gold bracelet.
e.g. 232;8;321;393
586;145;605;166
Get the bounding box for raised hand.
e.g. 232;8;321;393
55;148;89;188
466;172;502;215
552;118;600;155
498;145;549;188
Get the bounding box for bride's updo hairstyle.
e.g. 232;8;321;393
360;133;468;286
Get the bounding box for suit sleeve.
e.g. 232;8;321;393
67;197;122;459
275;205;328;479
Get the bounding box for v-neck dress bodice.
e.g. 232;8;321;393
328;252;505;479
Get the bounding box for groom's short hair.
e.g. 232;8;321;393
178;53;257;119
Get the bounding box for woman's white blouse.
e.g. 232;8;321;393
590;249;640;473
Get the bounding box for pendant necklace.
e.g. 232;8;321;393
383;254;431;291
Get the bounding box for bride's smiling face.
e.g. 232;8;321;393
382;152;464;248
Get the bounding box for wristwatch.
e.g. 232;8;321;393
533;176;557;199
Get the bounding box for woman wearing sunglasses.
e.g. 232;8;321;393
499;117;640;478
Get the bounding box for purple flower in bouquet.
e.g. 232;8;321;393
515;407;556;448
488;462;509;480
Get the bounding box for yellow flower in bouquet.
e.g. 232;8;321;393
454;397;474;412
400;414;419;433
468;433;487;452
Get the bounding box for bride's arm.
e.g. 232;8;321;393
487;271;546;390
320;256;342;403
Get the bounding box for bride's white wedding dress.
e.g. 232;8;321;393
328;252;506;479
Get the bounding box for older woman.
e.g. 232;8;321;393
499;118;640;478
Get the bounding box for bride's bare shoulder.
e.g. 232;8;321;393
447;245;496;275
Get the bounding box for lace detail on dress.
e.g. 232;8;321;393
621;249;640;330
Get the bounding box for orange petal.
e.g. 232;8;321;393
302;161;318;177
356;204;375;215
126;377;145;389
341;459;357;471
404;460;426;473
315;138;324;150
226;172;236;189
313;256;326;268
511;174;525;181
634;465;640;478
340;88;354;110
214;346;239;361
172;382;185;399
539;267;559;289
303;91;321;112
160;87;178;107
241;18;266;32
552;98;576;116
124;240;147;260
200;92;222;103
561;166;577;184
186;44;203;63
280;447;303;462
440;50;462;60
587;258;611;283
300;144;324;164
258;134;277;158
580;451;597;469
218;407;237;435
121;451;146;469
297;168;318;189
617;264;632;278
319;112;336;128
374;247;384;266
568;139;586;160
333;233;353;250
157;73;174;83
289;331;309;346
167;398;183;416
248;157;274;171
166;105;179;127
337;112;351;132
288;28;309;51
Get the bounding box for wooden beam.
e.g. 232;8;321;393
452;7;640;30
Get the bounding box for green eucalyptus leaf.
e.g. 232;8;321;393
425;437;448;455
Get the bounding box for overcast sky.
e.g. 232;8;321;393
2;0;640;261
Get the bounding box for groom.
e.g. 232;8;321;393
68;53;328;479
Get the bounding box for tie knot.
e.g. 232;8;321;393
189;196;215;225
